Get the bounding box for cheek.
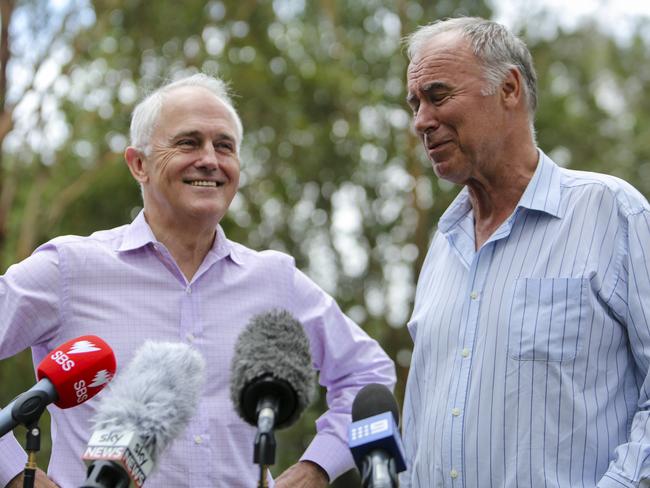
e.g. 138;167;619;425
151;150;185;179
225;157;241;181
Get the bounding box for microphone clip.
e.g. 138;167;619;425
11;390;49;430
254;396;278;466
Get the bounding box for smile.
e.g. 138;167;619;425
184;180;224;187
428;140;452;150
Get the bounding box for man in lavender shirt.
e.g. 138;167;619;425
0;74;395;487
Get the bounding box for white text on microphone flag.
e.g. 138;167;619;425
83;429;154;488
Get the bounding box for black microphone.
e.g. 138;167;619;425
349;384;406;488
230;309;316;469
79;341;205;488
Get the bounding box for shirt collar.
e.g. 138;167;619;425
438;149;562;234
117;210;244;265
515;149;562;218
210;225;244;265
117;210;156;251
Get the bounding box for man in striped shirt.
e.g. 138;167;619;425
402;17;650;488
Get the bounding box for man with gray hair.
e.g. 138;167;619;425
402;16;650;487
0;73;395;487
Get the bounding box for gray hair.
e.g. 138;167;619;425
406;17;538;117
129;73;244;155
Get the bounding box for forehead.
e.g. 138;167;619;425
407;33;483;92
155;86;238;139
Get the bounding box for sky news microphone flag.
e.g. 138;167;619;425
81;341;205;488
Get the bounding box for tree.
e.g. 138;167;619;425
1;1;649;486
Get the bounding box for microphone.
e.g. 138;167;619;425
348;384;407;488
230;309;316;468
0;335;116;437
80;341;205;488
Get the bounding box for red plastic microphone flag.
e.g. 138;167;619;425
36;335;116;409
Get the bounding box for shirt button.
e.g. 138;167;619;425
194;435;203;444
461;348;470;358
450;469;459;479
186;286;192;294
470;291;479;300
451;408;461;417
186;333;195;343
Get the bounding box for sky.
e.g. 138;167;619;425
492;0;650;43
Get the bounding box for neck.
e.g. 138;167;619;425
144;210;217;281
466;142;538;250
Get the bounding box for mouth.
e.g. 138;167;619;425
427;140;452;151
183;179;225;188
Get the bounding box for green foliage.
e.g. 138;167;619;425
1;1;650;486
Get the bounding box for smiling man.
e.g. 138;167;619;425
124;81;242;282
401;17;650;488
0;74;395;488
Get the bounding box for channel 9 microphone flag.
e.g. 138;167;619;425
0;335;116;437
81;341;205;488
348;384;406;488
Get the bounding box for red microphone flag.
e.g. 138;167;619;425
36;335;117;408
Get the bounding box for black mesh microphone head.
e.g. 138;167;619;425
351;383;400;426
230;309;316;429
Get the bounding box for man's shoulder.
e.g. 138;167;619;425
560;167;650;215
37;224;130;253
228;240;297;268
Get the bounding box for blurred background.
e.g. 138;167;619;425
0;0;649;486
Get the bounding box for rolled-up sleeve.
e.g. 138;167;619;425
291;268;396;481
0;244;61;484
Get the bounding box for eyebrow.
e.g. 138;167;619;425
170;130;237;145
422;81;452;93
406;81;452;105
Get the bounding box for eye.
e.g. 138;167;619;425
214;140;235;153
406;96;419;115
430;92;450;106
177;139;198;148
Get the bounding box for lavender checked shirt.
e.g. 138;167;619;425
0;211;395;487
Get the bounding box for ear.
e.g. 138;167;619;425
500;67;524;109
124;147;149;184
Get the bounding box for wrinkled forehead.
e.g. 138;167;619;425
407;33;480;90
157;86;239;139
408;31;470;71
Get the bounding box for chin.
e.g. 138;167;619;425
432;161;467;185
432;162;452;180
185;206;225;223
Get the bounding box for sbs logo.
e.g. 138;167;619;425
74;380;88;403
51;350;75;371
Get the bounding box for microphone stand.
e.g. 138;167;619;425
22;424;41;488
360;450;398;488
242;377;296;488
8;389;50;488
254;398;278;488
79;460;131;488
255;432;274;488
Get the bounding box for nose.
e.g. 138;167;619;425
196;141;219;171
413;103;440;136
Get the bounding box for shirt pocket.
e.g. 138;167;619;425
508;277;587;361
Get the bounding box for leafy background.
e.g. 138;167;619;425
0;0;649;486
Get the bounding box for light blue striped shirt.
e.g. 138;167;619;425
400;150;650;488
